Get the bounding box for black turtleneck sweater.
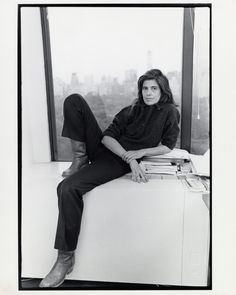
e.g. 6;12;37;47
102;102;180;151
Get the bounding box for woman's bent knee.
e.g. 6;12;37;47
63;93;85;110
57;178;83;201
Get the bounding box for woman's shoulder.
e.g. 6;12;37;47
119;99;141;113
114;105;133;119
117;104;133;114
161;103;180;118
160;103;178;111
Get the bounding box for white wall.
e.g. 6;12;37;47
21;7;51;165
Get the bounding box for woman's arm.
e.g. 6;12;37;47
122;144;171;163
102;135;170;162
101;136;127;158
122;106;180;163
142;144;171;156
101;136;148;183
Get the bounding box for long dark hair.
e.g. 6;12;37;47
136;69;177;105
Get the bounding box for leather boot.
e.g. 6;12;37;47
62;140;89;177
39;250;75;288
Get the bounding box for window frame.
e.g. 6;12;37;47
180;7;195;152
40;7;58;160
40;5;210;159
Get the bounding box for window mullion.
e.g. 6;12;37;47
180;7;195;152
40;7;58;161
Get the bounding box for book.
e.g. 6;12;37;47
141;161;172;166
140;161;178;175
143;148;190;161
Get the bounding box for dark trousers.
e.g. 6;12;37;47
54;94;131;251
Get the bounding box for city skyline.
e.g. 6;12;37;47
53;68;182;101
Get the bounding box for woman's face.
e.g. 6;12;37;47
142;79;161;105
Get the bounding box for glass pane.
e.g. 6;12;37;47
191;8;210;155
48;7;184;160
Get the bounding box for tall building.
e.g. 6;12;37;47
70;72;80;89
166;71;181;101
99;76;112;96
69;72;87;95
84;75;98;95
124;69;137;96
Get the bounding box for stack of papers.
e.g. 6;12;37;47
189;150;210;177
140;161;178;175
139;148;210;177
143;148;190;162
140;149;191;175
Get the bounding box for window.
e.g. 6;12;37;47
47;7;184;160
191;8;210;155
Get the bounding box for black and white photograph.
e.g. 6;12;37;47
1;1;236;294
20;4;211;290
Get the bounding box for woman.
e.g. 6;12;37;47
39;69;180;288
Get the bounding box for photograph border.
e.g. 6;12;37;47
18;2;212;291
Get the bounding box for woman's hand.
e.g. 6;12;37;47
122;150;146;163
129;160;148;183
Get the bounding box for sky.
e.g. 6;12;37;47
48;7;184;84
